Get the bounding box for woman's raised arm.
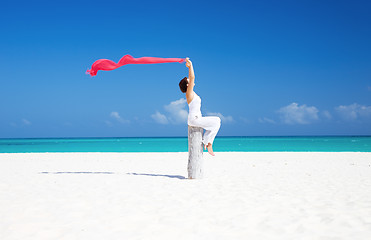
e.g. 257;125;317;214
186;58;195;99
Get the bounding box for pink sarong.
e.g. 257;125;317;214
87;54;186;76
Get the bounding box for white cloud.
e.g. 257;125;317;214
110;111;130;124
151;111;169;124
335;103;371;121
22;119;31;126
22;119;31;125
321;110;332;120
9;119;32;127
206;112;234;123
258;117;276;124
277;103;319;124
164;98;188;124
152;98;234;125
152;98;187;125
105;120;113;127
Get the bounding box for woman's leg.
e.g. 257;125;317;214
189;116;221;146
203;127;219;146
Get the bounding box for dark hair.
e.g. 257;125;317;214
179;77;188;93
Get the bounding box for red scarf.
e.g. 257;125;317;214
87;54;185;76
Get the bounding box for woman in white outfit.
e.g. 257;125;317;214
179;58;221;156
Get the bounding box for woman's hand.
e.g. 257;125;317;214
186;57;192;68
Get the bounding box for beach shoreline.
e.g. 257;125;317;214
1;152;370;239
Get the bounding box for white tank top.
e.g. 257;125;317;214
188;93;202;119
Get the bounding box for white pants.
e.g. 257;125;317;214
188;115;221;146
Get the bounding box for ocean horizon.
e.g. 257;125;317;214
0;136;370;153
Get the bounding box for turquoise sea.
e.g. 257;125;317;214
0;136;370;153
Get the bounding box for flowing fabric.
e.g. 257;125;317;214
87;54;186;76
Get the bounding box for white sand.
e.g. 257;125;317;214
0;152;371;240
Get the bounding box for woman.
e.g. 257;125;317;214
179;58;221;156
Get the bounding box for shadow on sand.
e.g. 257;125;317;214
39;172;186;179
127;172;186;180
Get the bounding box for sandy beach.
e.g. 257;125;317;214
0;152;370;239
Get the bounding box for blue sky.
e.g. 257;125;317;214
1;0;370;138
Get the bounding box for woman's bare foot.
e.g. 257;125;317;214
206;143;215;156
